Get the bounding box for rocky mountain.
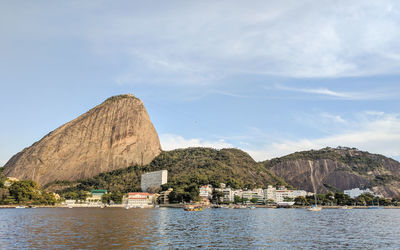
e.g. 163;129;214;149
263;147;400;198
4;94;161;186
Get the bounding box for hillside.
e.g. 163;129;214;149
46;147;288;194
3;94;161;186
264;147;400;198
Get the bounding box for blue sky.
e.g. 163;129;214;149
1;1;400;165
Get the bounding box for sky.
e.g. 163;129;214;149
1;0;400;165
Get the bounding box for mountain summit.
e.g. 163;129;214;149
4;94;161;185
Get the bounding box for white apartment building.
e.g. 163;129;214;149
264;185;309;203
344;188;375;199
214;186;234;202
199;185;213;199
141;170;168;192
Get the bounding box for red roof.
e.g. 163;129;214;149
128;192;151;196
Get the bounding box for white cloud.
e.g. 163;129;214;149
2;1;400;84
249;112;400;161
159;112;400;162
160;134;233;151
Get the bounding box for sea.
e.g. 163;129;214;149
0;207;399;249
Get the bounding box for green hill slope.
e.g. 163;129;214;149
47;148;288;196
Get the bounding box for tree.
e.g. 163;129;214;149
283;197;294;202
102;193;112;204
77;190;89;201
250;198;258;204
266;199;275;205
294;196;308;206
212;190;224;204
334;193;351;206
63;192;79;200
110;191;123;204
9;180;40;204
234;195;241;204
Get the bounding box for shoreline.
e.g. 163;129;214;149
1;204;400;209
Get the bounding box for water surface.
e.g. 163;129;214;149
0;208;399;249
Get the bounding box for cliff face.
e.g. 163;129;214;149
3;94;161;186
264;147;400;198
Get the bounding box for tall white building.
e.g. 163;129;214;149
264;185;309;203
141;170;168;192
344;188;375;198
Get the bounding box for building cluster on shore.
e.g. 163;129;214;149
199;184;313;205
57;170;385;208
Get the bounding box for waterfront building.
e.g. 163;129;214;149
264;185;309;203
199;185;213;199
264;185;276;202
126;192;154;207
242;188;264;203
220;187;234;202
141;170;168;192
344;188;376;199
158;188;173;204
232;189;243;199
86;189;107;204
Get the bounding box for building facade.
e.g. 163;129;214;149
141;170;168;192
264;185;310;203
158;188;173;204
86;189;107;204
344;188;375;199
126;192;154;207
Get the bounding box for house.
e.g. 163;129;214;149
86;189;107;204
126;192;154;207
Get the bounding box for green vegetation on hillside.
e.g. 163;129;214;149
50;148;288;201
0;180;57;205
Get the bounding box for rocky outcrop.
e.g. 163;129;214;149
264;147;400;198
3;94;161;186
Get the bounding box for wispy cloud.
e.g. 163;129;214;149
5;1;400;84
273;84;394;100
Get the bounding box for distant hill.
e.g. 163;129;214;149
46;147;288;194
263;147;400;198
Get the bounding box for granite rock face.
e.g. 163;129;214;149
264;147;400;198
4;94;161;186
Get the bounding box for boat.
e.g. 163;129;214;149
249;206;256;210
277;201;295;208
184;205;202;211
308;204;322;211
15;206;26;209
307;193;322;212
340;205;352;209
